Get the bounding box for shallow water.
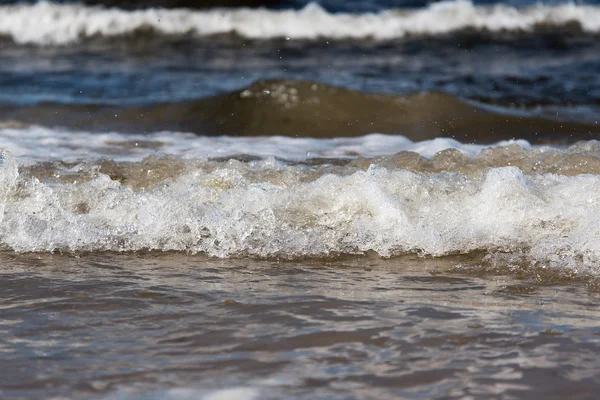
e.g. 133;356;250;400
2;253;600;400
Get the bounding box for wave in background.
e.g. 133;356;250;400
1;0;600;45
3;80;600;141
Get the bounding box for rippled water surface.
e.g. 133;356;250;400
2;253;600;400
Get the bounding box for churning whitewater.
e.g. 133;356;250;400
1;0;600;45
2;133;600;276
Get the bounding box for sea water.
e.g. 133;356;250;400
2;0;600;399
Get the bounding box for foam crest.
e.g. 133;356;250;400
0;126;529;162
2;148;600;277
1;1;599;45
0;151;18;224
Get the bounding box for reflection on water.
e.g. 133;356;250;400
1;253;600;399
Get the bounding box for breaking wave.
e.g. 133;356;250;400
1;0;600;45
3;136;600;278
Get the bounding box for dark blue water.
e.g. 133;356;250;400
1;0;600;119
2;34;600;107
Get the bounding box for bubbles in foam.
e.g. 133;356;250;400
0;0;599;45
2;146;600;278
0;125;529;163
3;127;600;277
0;151;18;224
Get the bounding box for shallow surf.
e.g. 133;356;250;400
2;135;600;278
3;253;600;400
4;1;600;399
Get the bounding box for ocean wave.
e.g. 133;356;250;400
3;80;600;141
3;139;600;277
1;0;600;45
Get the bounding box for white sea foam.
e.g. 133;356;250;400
1;0;599;45
1;137;600;277
0;151;18;223
2;127;600;274
0;125;530;163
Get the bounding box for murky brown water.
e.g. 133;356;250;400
2;253;600;400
